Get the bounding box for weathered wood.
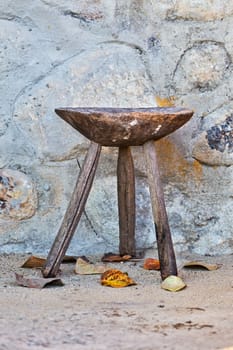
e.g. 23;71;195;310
44;106;193;281
55;107;193;147
42;142;102;278
144;140;177;280
117;146;136;256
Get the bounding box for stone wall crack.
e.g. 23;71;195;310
0;12;37;29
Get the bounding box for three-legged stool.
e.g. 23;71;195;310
42;107;193;280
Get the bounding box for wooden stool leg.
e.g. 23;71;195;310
42;142;102;278
117;146;136;256
144;140;177;280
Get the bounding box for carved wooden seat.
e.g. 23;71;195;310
42;107;193;281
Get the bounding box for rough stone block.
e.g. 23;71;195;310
0;169;37;221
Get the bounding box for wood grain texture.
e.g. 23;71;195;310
45;106;192;279
144;140;177;280
42;142;101;278
117;146;136;256
55;107;193;146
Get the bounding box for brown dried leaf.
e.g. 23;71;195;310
75;257;109;275
155;96;176;107
62;255;78;263
21;255;79;269
186;307;205;312
183;261;221;271
161;275;186;292
21;256;46;269
101;253;132;262
101;269;136;288
143;258;160;270
15;273;64;289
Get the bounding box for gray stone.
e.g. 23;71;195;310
40;0;116;29
13;44;154;161
0;169;37;221
0;118;8;137
165;177;233;256
84;174;155;252
192;102;233;165
174;42;231;93
167;0;233;21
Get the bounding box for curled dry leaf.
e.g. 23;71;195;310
183;261;221;271
101;269;136;288
61;255;78;263
75;257;109;275
21;256;46;269
101;253;132;262
161;275;186;292
143;258;160;270
15;273;64;289
21;255;78;269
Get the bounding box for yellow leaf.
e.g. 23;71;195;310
183;261;221;271
155;96;176;107
101;269;136;288
161;275;186;292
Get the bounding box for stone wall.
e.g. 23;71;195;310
0;0;233;256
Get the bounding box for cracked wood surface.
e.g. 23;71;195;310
55;107;193;146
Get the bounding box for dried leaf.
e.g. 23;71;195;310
143;258;160;270
161;275;186;292
183;261;221;271
62;255;78;263
15;273;64;289
155;96;176;107
101;269;136;288
21;255;79;269
186;307;205;312
75;257;109;275
21;256;46;269
101;253;132;262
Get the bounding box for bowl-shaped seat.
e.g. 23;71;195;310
55;107;193;147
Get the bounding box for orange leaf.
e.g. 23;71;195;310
21;256;46;269
101;269;136;288
155;96;176;107
143;258;160;270
101;253;132;262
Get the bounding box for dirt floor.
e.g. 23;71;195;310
0;252;232;350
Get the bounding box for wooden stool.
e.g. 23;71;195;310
42;107;193;280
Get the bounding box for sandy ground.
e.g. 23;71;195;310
0;252;232;350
